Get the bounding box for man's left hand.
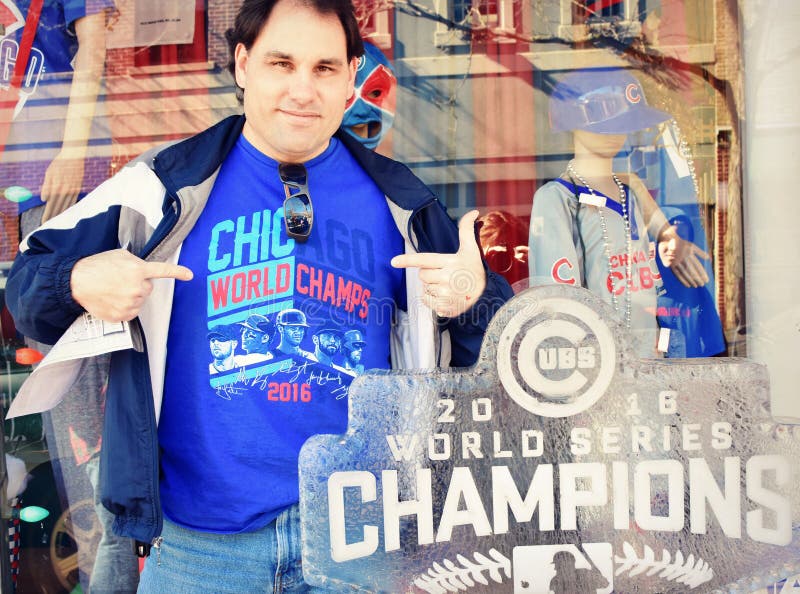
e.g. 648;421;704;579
391;210;487;318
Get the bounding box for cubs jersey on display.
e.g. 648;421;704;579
159;135;405;533
529;179;662;357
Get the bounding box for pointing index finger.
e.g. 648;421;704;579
141;261;194;281
391;253;450;270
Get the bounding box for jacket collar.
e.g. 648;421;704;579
152;114;436;212
153;115;245;199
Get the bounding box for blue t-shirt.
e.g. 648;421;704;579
159;135;405;533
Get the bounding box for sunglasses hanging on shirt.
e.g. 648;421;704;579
279;162;313;243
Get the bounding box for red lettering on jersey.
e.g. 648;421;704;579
295;265;373;321
210;276;230;308
322;273;337;303
359;289;371;319
639;267;654;289
276;263;292;292
231;272;247;303
551;258;576;285
607;271;625;295
210;265;293;312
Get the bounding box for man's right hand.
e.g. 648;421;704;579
71;249;193;322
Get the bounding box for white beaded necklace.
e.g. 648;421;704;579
670;118;700;198
567;161;633;329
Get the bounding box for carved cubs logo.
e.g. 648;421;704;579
497;296;616;417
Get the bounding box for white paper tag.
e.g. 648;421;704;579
6;314;134;419
578;192;606;208
657;327;672;353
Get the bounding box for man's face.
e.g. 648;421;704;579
210;338;235;361
281;324;306;346
345;344;362;364
234;0;358;163
242;327;269;353
315;331;341;356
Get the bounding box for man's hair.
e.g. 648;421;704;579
226;0;364;103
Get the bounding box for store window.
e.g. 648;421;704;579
574;0;627;21
433;0;519;45
0;0;797;591
356;2;393;48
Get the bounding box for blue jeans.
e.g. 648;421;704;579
137;504;328;593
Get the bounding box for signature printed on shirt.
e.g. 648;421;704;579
214;358;350;400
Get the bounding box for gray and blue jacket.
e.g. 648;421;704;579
6;115;512;542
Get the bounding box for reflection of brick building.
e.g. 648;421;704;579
385;0;742;351
713;0;746;354
105;1;240;173
0;1;744;348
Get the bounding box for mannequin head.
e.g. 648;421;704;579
341;41;397;149
549;68;670;135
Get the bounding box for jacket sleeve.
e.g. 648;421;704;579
411;200;514;368
6;163;164;345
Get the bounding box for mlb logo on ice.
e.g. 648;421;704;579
513;543;613;594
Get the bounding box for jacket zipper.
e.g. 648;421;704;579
143;344;164;543
151;535;163;566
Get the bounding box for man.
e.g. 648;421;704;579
237;313;274;363
275;308;313;358
208;325;239;373
310;326;343;367
6;0;512;590
340;328;366;374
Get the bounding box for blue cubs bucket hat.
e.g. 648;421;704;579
549;68;671;134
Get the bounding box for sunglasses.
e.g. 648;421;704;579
279;163;313;243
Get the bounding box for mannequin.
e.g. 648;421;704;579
529;68;709;357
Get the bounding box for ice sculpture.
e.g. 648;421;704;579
299;285;800;593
